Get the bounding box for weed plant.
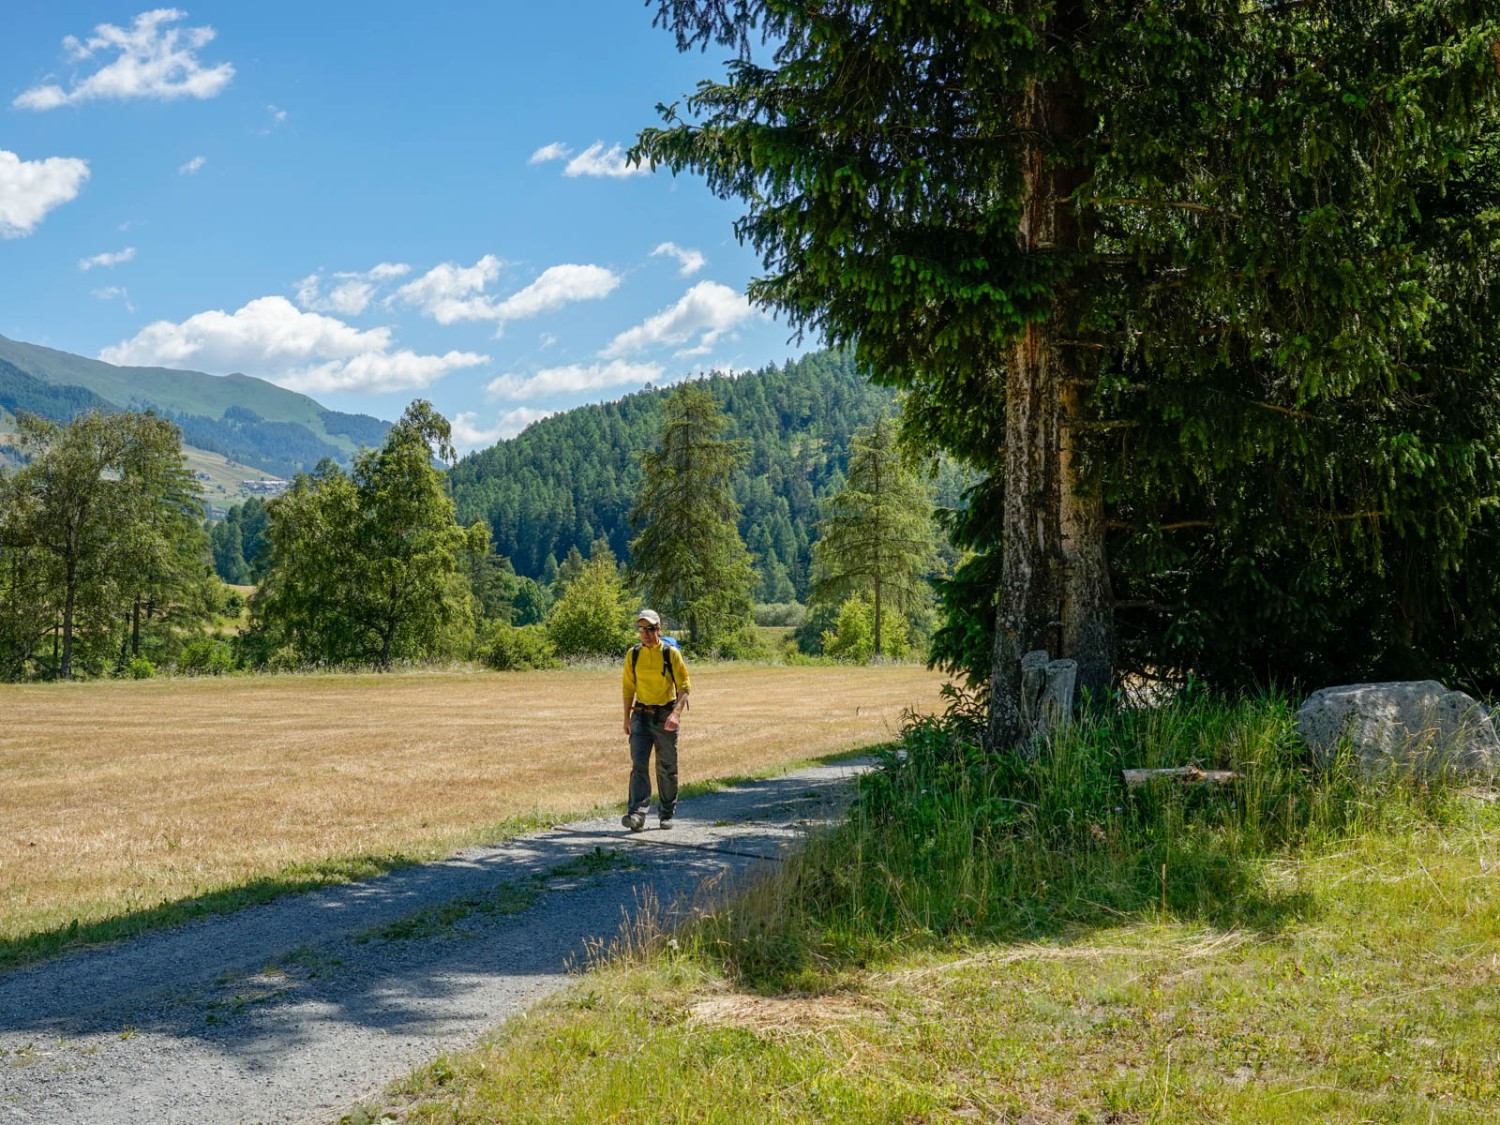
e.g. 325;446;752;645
683;688;1453;989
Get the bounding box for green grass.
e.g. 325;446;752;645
352;692;1500;1124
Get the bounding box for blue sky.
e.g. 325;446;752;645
0;4;809;450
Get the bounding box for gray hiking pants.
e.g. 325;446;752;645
628;705;679;818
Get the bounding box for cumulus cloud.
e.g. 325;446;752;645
564;142;648;179
100;295;487;394
485;359;665;402
651;241;706;277
600;281;759;359
0;149;90;238
15;10;234;110
491;264;620;320
530;139;647;179
528;142;571;165
397;258;620;329
296;262;411;317
394;255;505;324
79;247;135;270
451;407;552;451
178;155;205;174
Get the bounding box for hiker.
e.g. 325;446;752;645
621;608;690;832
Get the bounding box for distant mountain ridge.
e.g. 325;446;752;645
0;333;389;480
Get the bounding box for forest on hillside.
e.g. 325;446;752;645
446;350;963;603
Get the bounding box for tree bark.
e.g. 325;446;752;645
988;5;1114;749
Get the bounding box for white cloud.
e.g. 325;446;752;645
0;150;90;238
528;142;571;165
397;259;619;329
79;246;136;271
91;285;135;312
15;10;234;110
394;254;505;324
600;281;759;359
178;155;205;174
491;264;620;321
651;241;706;277
296;262;411;317
485;359;665;402
451;407;552;451
564;142;648;179
100;295;487;394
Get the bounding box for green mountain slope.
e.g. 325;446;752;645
450;350;906;601
0;333;389;480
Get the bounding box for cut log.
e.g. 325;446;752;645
1122;766;1238;790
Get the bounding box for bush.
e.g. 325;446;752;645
754;601;806;627
546;557;636;659
118;655;155;680
481;621;560;671
177;636;237;675
821;594;912;662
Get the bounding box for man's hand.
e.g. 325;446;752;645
664;710;680;733
623;715;632;737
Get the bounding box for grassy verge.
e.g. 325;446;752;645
353;692;1500;1124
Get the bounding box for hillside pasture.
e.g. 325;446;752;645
0;663;944;966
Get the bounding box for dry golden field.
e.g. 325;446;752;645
0;663;944;954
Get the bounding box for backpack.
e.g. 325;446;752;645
630;636;681;688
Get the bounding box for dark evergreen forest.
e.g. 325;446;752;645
0;360;117;423
448;350;904;601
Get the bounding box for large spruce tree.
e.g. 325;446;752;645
638;1;1500;736
630;382;757;650
810;416;936;657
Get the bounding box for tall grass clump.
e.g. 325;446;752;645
690;687;1452;988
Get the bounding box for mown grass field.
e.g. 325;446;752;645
353;696;1500;1125
0;663;944;967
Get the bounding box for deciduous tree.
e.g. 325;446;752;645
0;411;205;678
249;401;488;667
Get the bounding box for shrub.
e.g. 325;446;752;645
821;594;911;662
481;621;560;671
754;602;806;627
118;655;155;680
177;636;237;675
546;557;636;659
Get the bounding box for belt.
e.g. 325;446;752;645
633;701;675;713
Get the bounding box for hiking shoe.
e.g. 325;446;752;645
658;814;674;830
621;813;645;832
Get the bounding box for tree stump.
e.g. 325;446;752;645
1018;649;1078;750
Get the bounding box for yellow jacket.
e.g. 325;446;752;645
623;642;690;706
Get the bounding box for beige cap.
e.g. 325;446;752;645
635;608;661;627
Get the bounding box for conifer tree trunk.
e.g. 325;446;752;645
989;27;1113;749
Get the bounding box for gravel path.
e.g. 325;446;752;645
0;760;871;1124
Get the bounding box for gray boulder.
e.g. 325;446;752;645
1297;681;1498;780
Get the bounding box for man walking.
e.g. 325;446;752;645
622;608;690;831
